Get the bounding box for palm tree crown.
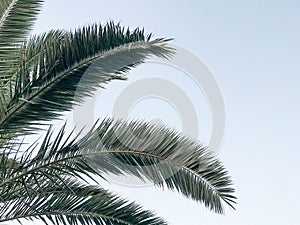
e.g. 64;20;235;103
0;0;236;224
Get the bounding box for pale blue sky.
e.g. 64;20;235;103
28;1;300;224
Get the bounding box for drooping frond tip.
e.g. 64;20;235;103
0;118;236;215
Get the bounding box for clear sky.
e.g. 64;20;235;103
26;0;300;224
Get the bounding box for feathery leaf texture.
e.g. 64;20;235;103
0;119;236;216
0;23;174;145
0;0;44;145
0;178;167;225
0;0;43;80
0;1;236;224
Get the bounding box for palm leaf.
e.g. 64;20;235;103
0;177;166;225
78;119;237;213
0;119;236;214
0;0;43;81
0;23;173;146
0;1;237;224
0;0;43;143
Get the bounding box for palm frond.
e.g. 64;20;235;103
0;177;166;225
0;0;43;140
0;0;43;81
0;23;173;146
0;1;237;224
78;119;237;213
0;118;236;214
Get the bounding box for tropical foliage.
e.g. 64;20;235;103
0;0;236;224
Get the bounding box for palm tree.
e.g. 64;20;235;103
0;0;236;224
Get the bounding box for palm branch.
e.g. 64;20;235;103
0;23;173;145
0;177;166;225
0;0;236;224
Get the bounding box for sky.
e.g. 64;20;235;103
21;0;300;224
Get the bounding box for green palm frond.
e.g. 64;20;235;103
0;1;236;224
0;23;173;145
0;119;236;214
0;0;44;144
0;0;43;81
78;119;236;213
0;0;42;44
0;177;166;225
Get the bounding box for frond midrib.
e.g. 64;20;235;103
0;41;150;130
0;209;136;225
0;149;221;200
0;0;17;33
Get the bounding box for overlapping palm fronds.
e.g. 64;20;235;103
0;0;236;224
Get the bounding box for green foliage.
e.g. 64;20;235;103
0;0;236;224
0;23;173;145
0;177;167;225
